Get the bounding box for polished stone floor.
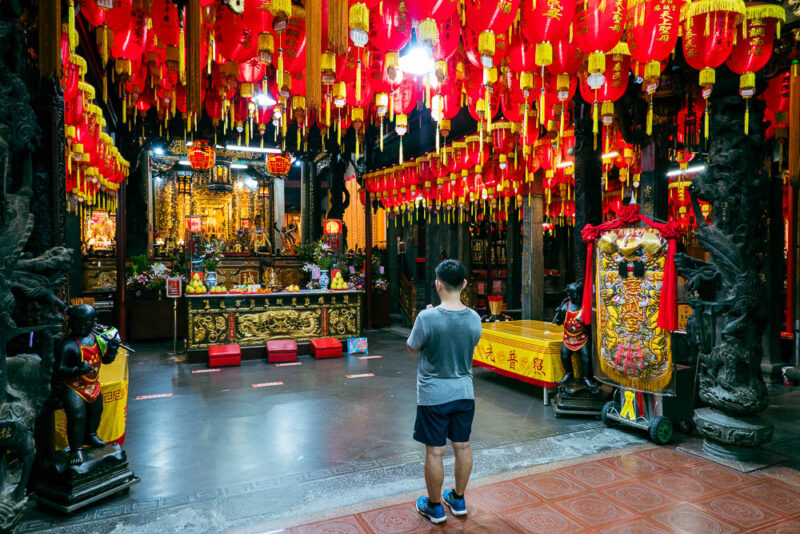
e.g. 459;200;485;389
16;328;800;533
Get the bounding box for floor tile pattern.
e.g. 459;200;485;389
287;448;800;534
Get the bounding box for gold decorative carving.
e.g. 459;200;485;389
192;315;227;344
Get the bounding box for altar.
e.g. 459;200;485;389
186;289;364;361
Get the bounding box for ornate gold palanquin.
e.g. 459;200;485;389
186;290;363;354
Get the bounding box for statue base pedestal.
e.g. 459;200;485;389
34;444;139;513
675;407;787;472
552;383;607;418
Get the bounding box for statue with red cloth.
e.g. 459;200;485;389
553;282;600;393
57;305;120;465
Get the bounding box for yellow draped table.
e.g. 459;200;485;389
54;349;129;450
473;321;566;405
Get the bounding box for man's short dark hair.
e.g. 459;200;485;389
435;260;466;291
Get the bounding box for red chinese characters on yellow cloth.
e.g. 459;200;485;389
65;341;102;402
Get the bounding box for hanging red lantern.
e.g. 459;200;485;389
215;6;256;63
369;0;412;53
106;0;133;33
79;0;107;26
405;0;458;24
521;0;576;68
283;11;307;76
266;152;292;176
579;42;630;136
725;3;784;134
574;0;626;90
462;24;508;69
151;0;180;47
432;12;460;60
187;140;215;170
681;0;744;137
110;8;149;61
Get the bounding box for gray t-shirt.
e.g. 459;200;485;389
407;306;483;406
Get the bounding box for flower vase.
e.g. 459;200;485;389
319;270;330;291
205;271;217;289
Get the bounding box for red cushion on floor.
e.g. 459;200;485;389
266;340;298;363
208;344;241;367
310;338;343;359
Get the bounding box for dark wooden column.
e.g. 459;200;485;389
425;216;440;305
505;205;522;311
573;110;603;284
387;216;400;316
300;160;311;243
522;195;544;320
365;191;373;330
115;181;127;341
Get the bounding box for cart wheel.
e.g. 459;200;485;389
649;416;673;445
601;401;616;427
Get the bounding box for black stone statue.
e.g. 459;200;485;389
553;282;600;392
57;305;120;465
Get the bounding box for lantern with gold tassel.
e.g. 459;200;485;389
626;0;681;136
392;77;417;163
348;2;370;103
681;0;745;138
574;0;627;91
725;3;784;135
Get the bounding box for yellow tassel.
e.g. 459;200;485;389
704;13;710;36
399;136;403;163
539;89;545;125
356;58;362;102
777;21;781;39
436;122;440;153
646;100;653;135
278;52;284;91
179;24;186;85
704;106;709;139
560;107;565;138
68;0;76;53
122;102;126;124
101;23;108;67
744;100;750;135
569;23;573;43
389;92;394;121
356;136;360;160
297;127;301;150
337;117;342;145
103;74;107;103
326;97;331;127
592;101;598;134
486;95;492;133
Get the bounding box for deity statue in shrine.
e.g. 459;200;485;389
553;283;600;392
57;305;121;465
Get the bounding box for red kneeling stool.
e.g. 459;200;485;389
208;344;241;367
266;340;298;363
310;337;343;359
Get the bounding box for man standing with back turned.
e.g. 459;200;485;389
407;259;482;524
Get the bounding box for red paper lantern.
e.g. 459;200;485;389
726;4;783;96
106;0;133;33
187;140;215;171
521;0;576;67
369;0;412;53
574;0;626;89
110;9;149;61
266;152;292;176
151;0;180;47
79;0;107;27
215;7;255;63
432;13;460;60
626;0;680;90
681;0;744;89
464;0;519;35
463;25;508;69
405;0;458;24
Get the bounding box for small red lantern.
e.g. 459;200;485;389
266;152;292;176
187;140;215;171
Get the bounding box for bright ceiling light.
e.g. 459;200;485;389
601;151;619;159
399;46;434;76
230;163;248;169
186;141;193;146
152;147;165;156
254;92;276;107
557;161;574;168
666;164;706;177
226;144;281;154
178;160;191;166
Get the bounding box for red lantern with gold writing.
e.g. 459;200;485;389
266;152;292;176
725;3;784;134
521;0;575;68
187;140;215;171
574;0;626;90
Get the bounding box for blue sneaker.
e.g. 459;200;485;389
416;496;446;524
443;489;467;516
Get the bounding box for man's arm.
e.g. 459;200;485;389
406;314;426;355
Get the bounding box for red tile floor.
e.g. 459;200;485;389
284;447;800;534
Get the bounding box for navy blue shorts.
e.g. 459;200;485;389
413;399;475;447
